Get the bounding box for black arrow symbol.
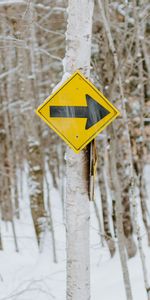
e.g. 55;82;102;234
50;94;110;130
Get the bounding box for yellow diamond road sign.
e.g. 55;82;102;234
36;71;120;153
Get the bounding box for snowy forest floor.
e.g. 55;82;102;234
0;165;150;300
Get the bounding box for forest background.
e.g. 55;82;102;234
0;0;150;299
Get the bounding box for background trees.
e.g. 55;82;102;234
0;0;150;299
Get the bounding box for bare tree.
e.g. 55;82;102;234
110;126;133;300
97;139;116;257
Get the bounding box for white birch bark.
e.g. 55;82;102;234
64;1;94;299
110;126;133;300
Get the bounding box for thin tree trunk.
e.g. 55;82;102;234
97;139;116;257
1;18;19;252
110;125;133;300
17;3;47;247
45;173;57;263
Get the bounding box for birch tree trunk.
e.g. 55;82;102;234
97;139;116;257
64;1;94;299
110;126;133;300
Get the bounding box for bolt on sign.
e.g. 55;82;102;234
36;71;120;153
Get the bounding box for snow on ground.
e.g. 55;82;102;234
0;165;150;300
